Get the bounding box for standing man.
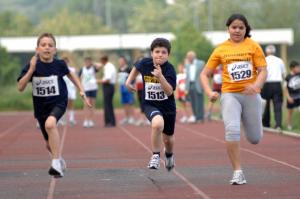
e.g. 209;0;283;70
261;45;286;129
100;55;117;127
185;51;205;123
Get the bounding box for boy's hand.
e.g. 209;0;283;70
29;53;38;72
80;92;92;108
125;83;136;92
287;96;294;104
151;64;162;79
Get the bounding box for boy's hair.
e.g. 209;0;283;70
100;55;109;63
150;38;171;54
289;60;300;69
37;33;56;47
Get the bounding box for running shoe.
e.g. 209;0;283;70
230;170;247;185
179;116;188;123
48;160;64;178
88;120;94;127
147;154;160;169
165;154;175;171
60;158;67;172
69;119;76;126
83;120;89;128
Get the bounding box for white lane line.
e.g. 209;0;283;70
0;117;31;139
118;126;211;199
47;124;68;199
177;124;300;172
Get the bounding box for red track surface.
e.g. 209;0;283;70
0;111;300;199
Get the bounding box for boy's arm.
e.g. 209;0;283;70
17;55;37;92
151;64;173;96
67;72;92;107
283;81;294;103
125;67;139;92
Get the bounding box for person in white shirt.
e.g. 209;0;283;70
99;55;117;127
79;57;99;128
261;45;286;129
62;56;77;125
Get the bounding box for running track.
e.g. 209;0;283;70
0;111;300;199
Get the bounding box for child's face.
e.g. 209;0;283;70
36;37;56;62
151;47;169;66
294;66;300;73
228;19;246;43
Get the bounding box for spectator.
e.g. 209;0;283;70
100;55;117;127
284;60;300;130
176;63;194;123
79;57;99;128
261;45;286;129
118;56;135;125
185;51;205;123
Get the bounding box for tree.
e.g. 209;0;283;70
0;11;33;36
34;8;113;35
0;46;20;85
170;22;213;66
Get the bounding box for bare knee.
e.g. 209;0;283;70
151;116;164;132
45;117;57;132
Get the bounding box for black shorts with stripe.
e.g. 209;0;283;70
144;104;176;136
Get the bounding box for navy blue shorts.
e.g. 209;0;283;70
85;90;98;98
144;105;176;136
287;98;300;109
37;106;66;141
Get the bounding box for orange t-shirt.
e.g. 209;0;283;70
206;37;267;93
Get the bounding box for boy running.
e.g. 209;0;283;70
17;33;91;178
125;38;177;171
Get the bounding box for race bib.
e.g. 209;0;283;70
145;82;168;101
32;76;59;97
227;61;253;82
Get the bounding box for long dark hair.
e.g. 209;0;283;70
226;13;251;38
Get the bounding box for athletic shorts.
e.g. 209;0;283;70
36;106;66;141
121;90;134;105
85;90;98;98
287;98;300;109
144;105;176;136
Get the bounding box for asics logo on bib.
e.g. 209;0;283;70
231;63;249;71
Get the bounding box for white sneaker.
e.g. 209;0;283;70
230;170;247;185
69;119;76;126
83;120;89;128
120;118;128;125
187;115;196;123
165;154;175;171
179;116;188;123
60;158;67;172
287;125;292;131
135;119;144;126
147;154;160;169
48;159;64;178
88;120;94;127
128;117;135;125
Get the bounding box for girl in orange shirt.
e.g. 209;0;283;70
200;13;267;185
